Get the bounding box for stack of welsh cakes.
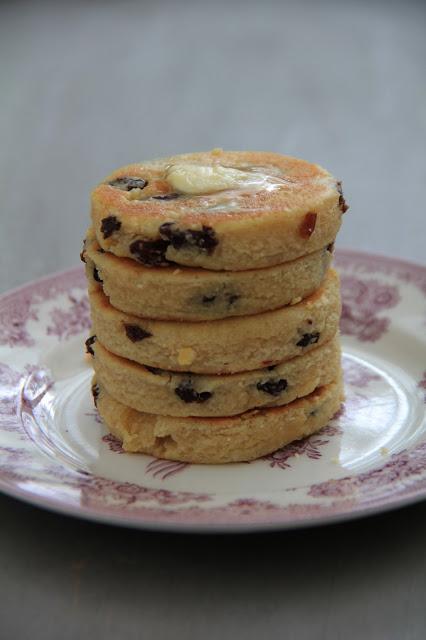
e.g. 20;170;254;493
82;150;348;464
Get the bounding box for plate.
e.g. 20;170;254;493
0;250;425;532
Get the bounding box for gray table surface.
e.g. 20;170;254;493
1;1;425;638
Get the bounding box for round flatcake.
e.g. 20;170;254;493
83;228;333;321
91;150;347;271
90;335;341;417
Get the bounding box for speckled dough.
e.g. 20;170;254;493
83;228;333;321
94;376;344;464
91;150;346;271
88;268;341;374
91;335;341;417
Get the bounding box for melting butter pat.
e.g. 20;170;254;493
166;164;254;195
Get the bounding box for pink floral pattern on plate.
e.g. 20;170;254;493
263;425;342;470
47;294;90;340
309;442;426;501
146;458;190;480
340;275;400;341
0;250;425;531
0;363;25;430
342;358;381;387
102;433;124;452
418;372;426;404
0;296;39;347
0;270;86;348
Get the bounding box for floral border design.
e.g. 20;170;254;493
263;425;341;470
47;294;91;340
334;251;426;297
339;275;400;342
309;442;426;502
0;270;86;348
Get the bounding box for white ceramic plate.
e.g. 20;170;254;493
0;250;425;532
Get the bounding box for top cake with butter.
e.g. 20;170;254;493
91;149;348;271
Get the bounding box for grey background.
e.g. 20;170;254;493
1;0;425;293
1;1;426;638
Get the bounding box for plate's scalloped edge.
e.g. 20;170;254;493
336;247;426;272
0;266;86;305
1;468;426;533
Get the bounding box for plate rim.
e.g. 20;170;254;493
1;470;426;534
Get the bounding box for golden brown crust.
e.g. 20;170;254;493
95;375;344;464
91;150;345;270
88;268;341;374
